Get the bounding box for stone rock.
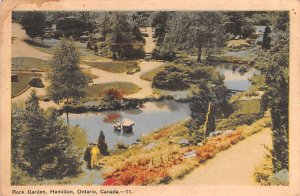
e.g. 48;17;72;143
268;169;289;186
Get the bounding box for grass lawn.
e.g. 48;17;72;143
25;38;110;61
140;63;170;81
84;61;139;73
12;57;50;72
216;99;261;131
84;82;141;98
12;73;42;98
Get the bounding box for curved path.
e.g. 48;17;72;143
12;24;162;104
12;23;52;61
172;128;272;185
84;60;164;99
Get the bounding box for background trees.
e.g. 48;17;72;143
47;38;88;104
100;12;145;59
20;12;46;40
158;12;226;62
224;12;254;38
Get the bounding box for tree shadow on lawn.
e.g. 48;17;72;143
23;39;51;48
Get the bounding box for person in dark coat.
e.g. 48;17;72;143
84;144;92;169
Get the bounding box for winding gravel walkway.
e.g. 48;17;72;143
172;128;272;185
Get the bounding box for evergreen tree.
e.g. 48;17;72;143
41;109;81;178
47;38;88;104
20;91;81;178
258;12;289;172
22;90;47;174
11;106;26;168
98;130;109;156
262;26;271;49
20;12;46;40
203;102;215;141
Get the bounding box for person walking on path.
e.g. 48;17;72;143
84;143;92;169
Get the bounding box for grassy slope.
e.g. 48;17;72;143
84;82;141;98
25;39;110;61
84;61;138;73
140;63;169;81
100;111;271;185
99;73;267;185
12;57;50;71
11;73;42;98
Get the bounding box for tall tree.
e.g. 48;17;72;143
47;38;88;104
151;11;172;45
100;12;144;59
20;12;46;40
262;26;271;50
22;91;47;174
43;109;81;178
103;12;133;59
162;12;226;62
15;91;81;179
203;102;215;141
98;130;109;156
258;12;289;173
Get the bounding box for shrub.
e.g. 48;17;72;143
254;154;273;185
152;49;177;61
56;17;95;39
152;66;189;90
29;77;44;88
104;88;124;101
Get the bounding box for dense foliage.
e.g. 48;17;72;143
224;12;255;38
159;12;227;62
20;12;46;40
152;65;189;90
11;91;81;183
47;38;89;104
56;17;96;38
99;12;145;59
153;63;229;135
258;12;289;172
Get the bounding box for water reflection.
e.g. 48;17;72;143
62;100;191;149
215;63;260;91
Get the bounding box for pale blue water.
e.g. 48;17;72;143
215;63;261;91
62;100;190;149
62;63;259;149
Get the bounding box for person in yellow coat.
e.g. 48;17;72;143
90;143;101;169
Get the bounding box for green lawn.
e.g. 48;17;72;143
12;57;50;72
84;82;141;98
25;39;110;61
140;63;169;81
84;61;139;73
12;73;42;98
216;99;261;131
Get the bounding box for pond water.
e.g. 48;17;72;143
62;100;191;149
215;63;261;91
62;63;259;150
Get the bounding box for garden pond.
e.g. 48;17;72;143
62;100;191;149
62;63;260;149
